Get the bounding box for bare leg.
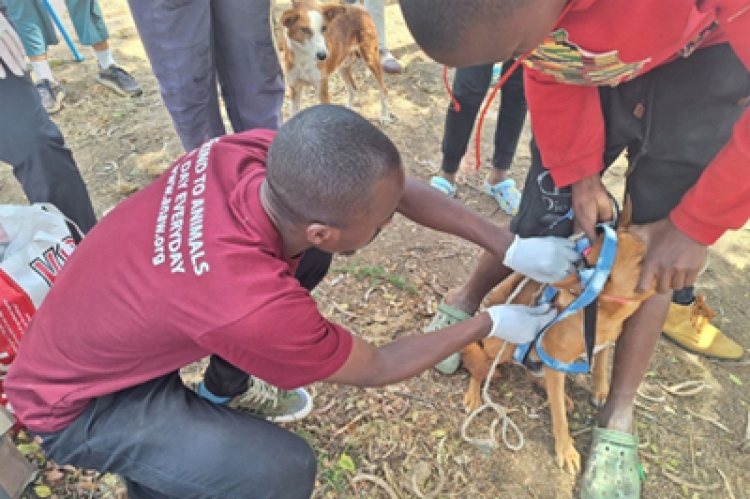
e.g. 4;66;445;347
597;291;671;432
446;251;513;314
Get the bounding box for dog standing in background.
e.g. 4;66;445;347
279;0;390;124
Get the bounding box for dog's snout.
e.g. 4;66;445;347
316;51;328;61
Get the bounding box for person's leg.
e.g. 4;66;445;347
487;62;527;184
64;0;141;96
362;0;401;74
435;65;492;194
211;0;284;133
0;72;97;234
484;61;526;215
201;249;332;407
5;0;66;112
126;0;224;151
39;373;316;499
581;43;749;497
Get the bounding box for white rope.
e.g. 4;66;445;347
460;276;531;451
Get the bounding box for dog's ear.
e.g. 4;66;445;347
322;4;347;22
281;9;300;28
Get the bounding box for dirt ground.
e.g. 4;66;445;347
4;1;750;498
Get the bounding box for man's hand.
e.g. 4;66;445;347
0;14;25;79
486;304;556;343
630;218;708;294
571;174;614;242
503;235;579;283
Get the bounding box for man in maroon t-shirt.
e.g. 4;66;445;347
6;105;578;498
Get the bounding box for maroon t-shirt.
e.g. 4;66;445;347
5;130;353;433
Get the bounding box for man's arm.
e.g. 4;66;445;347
396;176;514;260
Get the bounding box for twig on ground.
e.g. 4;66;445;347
740;410;750;453
685;407;731;433
660;380;707;397
352;473;401;499
334;410;375;436
661;468;721;492
718;468;736;499
332;301;359;318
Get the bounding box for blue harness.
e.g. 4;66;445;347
512;223;619;374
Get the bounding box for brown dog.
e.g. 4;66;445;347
461;205;654;474
279;0;390;123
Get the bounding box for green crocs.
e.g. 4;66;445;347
426;302;472;374
581;427;643;499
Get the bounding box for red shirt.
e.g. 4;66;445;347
5;130;353;433
524;0;750;244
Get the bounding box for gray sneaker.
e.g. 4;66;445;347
95;65;143;96
35;79;66;114
228;377;313;423
191;377;313;423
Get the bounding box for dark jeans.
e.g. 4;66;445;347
204;248;333;397
37;249;332;498
0;66;97;234
441;61;527;174
510;43;749;301
39;374;317;499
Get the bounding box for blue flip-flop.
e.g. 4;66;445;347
430;176;457;198
484;179;520;215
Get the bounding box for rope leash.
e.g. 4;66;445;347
461;276;531;451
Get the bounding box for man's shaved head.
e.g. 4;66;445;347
266;105;402;228
400;0;566;68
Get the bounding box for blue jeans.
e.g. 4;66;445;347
38;373;316;499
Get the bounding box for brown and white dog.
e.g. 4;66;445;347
279;0;390;124
461;204;655;474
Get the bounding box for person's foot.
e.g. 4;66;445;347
193;377;313;423
95;65;143;96
662;295;744;360
35;79;66;114
379;49;402;74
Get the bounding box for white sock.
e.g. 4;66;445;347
95;48;117;70
31;60;56;83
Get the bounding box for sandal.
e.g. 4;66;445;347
484;179;521;216
581;427;644;499
430;176;458;198
426;302;472;374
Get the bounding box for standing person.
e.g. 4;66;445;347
5;105;578;499
431;61;526;215
126;0;285;152
0;4;96;234
400;0;749;496
6;0;142;115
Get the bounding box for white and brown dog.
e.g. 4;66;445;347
279;0;390;124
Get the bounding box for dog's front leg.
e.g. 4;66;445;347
544;366;581;474
290;85;301;115
315;77;330;104
590;344;611;408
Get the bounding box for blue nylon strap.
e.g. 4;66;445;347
513;224;619;373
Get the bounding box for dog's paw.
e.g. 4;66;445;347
379;113;392;125
555;438;581;475
590;388;609;408
463;391;482;413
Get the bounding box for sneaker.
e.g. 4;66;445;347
193;377;313;423
379;49;402;75
662;295;744;360
95;65;143;96
35;79;66;114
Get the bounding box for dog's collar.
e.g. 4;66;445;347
513;223;619;374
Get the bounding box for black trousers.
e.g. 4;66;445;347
203;248;333;397
441;61;527;174
0;66;97;234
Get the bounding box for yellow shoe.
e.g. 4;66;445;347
662;296;744;360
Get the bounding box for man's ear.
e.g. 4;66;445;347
322;4;347;22
306;223;339;247
281;9;300;28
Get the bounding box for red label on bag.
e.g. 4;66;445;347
0;269;36;414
